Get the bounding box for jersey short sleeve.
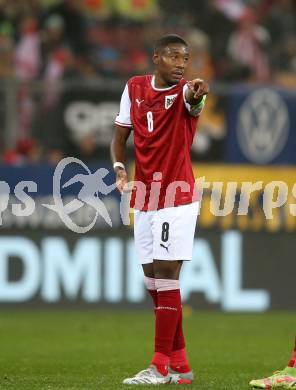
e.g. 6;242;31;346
115;83;132;127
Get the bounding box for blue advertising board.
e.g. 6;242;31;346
225;87;296;165
0;160;122;230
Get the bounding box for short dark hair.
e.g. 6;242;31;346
154;34;188;53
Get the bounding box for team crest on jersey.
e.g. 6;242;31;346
165;94;178;109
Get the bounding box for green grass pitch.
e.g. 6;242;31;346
0;310;294;389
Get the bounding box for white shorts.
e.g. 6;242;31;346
134;202;199;264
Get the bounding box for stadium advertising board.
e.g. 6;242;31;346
24;84;296;166
0;163;295;310
0;163;295;232
0;230;295;311
0;162;121;231
49;85;296;165
194;164;296;232
226;87;296;164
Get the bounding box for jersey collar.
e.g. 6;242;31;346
151;75;178;91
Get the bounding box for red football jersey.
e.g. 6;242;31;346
115;75;205;211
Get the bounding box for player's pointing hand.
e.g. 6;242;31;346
187;78;209;100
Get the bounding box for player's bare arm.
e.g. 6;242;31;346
185;78;209;105
110;125;131;193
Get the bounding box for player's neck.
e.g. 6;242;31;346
153;74;173;89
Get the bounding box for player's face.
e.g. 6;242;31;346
153;44;189;87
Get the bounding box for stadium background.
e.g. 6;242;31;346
0;1;295;389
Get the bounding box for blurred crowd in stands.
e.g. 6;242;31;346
0;0;295;164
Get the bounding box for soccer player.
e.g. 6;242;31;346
249;337;296;389
111;34;209;385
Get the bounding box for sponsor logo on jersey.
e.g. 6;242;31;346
165;94;178;109
160;243;171;253
136;98;144;107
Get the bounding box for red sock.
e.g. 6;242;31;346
170;309;190;370
149;290;190;370
149;291;190;370
144;276;158;311
172;310;185;351
170;299;191;371
148;289;158;309
288;337;296;368
170;348;190;372
151;352;169;376
151;288;181;367
145;278;170;375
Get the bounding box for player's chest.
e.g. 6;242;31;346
133;91;179;113
132;82;182;110
133;96;179;135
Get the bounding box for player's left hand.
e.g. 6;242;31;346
187;79;209;100
116;169;128;194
